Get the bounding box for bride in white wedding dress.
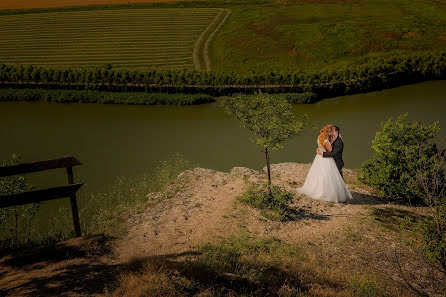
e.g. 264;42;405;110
297;125;352;203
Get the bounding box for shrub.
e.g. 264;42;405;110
360;113;441;203
282;92;319;104
238;183;295;221
0;154;39;250
361;114;446;274
411;140;446;273
416;210;446;271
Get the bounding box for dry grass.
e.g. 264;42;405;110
0;0;203;11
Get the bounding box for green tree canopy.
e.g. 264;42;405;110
222;91;307;196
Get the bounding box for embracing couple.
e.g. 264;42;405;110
297;124;352;203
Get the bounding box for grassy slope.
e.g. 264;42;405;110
1;0;445;73
209;0;446;73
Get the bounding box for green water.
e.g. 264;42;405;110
1;80;446;189
0;80;445;236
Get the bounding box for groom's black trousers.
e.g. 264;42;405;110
337;165;343;179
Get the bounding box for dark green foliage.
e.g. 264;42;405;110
0;51;445;98
411;140;446;273
221;91;306;196
0;154;39;250
281;92;319;104
360;114;441;203
416;208;446;271
221;91;305;151
0;88;215;105
243;92;319;104
238;183;295;221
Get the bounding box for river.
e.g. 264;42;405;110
0;80;445;236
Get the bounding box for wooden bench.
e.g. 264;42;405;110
0;156;84;237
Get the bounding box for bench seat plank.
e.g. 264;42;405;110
0;156;82;177
0;183;83;208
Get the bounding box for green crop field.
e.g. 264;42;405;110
0;8;230;70
0;0;445;73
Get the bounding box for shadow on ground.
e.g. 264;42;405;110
0;233;346;297
0;234;138;296
348;191;402;205
370;206;423;232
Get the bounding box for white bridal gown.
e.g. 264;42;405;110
297;139;352;203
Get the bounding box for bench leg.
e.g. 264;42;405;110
70;194;81;237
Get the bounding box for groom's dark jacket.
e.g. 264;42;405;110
323;136;344;171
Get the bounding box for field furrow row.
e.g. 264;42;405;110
0;20;215;27
1;37;197;43
0;43;196;49
0;26;208;32
1;35;201;41
0;16;216;20
0;46;194;51
0;9;220;17
3;60;193;67
1;30;203;35
0;13;220;20
0;52;192;58
1;56;192;61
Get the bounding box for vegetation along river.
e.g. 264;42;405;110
0;80;445;237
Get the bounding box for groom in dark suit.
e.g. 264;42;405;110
316;126;344;178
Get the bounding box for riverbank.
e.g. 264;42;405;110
0;162;443;296
0;88;215;105
0;88;321;105
0;52;445;99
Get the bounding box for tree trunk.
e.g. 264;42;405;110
265;147;272;197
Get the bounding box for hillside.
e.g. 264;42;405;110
0;163;443;296
210;0;446;73
0;0;445;72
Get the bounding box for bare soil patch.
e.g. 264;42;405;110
0;0;203;11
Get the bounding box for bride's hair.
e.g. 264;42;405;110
318;124;333;148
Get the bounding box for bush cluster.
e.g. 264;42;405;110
361;113;446;274
360;113;441;203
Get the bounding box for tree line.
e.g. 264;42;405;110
0;51;445;97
